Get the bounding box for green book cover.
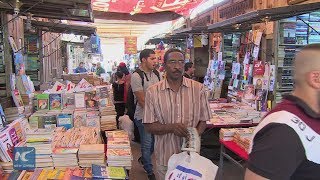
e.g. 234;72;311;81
37;94;49;110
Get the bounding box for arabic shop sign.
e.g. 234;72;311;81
91;0;206;15
124;37;137;55
219;0;254;19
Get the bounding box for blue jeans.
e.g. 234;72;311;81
134;119;154;175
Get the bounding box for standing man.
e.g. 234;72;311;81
95;62;106;76
245;44;320;180
143;49;211;179
131;49;160;180
74;62;87;73
183;62;195;79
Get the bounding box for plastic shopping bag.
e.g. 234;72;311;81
118;115;134;140
165;152;218;180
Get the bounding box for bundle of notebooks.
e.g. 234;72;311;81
106;130;132;169
52;148;79;168
26;129;53;168
92;164;128;180
78;144;105;167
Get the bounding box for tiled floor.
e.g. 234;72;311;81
129;142;244;180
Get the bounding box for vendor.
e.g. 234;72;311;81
75;62;87;73
96;62;106;76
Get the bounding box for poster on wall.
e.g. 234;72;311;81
124;37;137;55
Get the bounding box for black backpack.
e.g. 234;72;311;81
126;69;160;120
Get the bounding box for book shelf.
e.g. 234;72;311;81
24;31;40;86
0;17;6;97
275;11;320;103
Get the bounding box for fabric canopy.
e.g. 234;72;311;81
92;0;205;15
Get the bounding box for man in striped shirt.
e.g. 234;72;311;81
143;49;212;179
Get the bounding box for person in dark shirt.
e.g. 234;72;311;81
74;62;87;73
245;44;320;180
183;62;195;79
112;71;125;128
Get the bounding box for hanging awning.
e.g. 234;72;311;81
31;20;96;36
208;2;320;32
172;26;208;35
0;0;93;22
145;33;186;45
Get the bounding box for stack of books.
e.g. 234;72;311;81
106;130;132;169
0;161;13;174
52;148;79;168
4;107;25;123
100;105;117;131
78;144;105;167
92;164;128;180
26;129;53;168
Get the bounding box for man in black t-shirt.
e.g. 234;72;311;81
245;44;320;180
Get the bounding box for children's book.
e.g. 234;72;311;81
37;94;49;110
49;94;62;110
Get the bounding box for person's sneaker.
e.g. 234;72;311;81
148;173;156;180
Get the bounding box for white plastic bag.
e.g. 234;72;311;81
118;115;134;140
165;152;218;180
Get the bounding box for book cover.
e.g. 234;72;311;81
21;171;33;180
75;93;85;108
57;114;73;130
49;94;62;110
29;168;42;180
85;91;98;109
0;128;14;161
96;86;109;99
37;169;50;180
63;93;75;109
29;116;39;129
63;168;74;180
73;112;86;128
10;119;24;142
8;126;19;146
12;90;24;107
92;164;127;179
37;94;49;110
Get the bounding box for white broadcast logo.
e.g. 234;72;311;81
15;149;34;162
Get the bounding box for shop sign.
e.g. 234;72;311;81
124;37;137;55
219;0;254;19
91;0;205;15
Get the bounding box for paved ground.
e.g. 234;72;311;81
129;141;244;180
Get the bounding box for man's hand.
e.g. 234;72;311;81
171;123;188;137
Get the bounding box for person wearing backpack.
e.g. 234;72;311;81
130;49;161;180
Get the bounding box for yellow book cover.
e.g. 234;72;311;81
56;169;66;179
83;167;92;178
107;167;127;179
37;169;50;180
47;169;59;179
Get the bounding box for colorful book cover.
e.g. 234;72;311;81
10;119;23;142
72;168;84;176
253;76;263;90
63;168;75;180
85;91;98;109
73;112;86;128
63;93;75;109
52;148;78;154
37;94;49;110
57;114;73;130
12;89;24;107
46;169;60;179
37;169;50;180
0;128;14;161
92;164;127;179
96;86;109;99
8;126;19;146
83;168;92;178
75;93;85;108
49;94;62;110
29;116;39;129
42;115;57;130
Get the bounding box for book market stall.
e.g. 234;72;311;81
0;75;132;179
203;2;320;178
